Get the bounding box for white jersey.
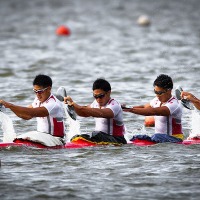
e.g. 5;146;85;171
90;98;125;136
150;96;183;136
32;94;65;137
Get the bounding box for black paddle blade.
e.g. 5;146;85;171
66;105;77;120
56;86;77;120
181;99;194;110
56;86;67;101
175;86;182;100
175;86;194;110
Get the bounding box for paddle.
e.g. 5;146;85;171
56;86;77;120
121;105;131;110
56;86;82;141
175;86;194;110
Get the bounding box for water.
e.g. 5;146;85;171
0;0;200;199
0;112;16;142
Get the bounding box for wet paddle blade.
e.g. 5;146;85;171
175;86;194;110
181;99;194;110
56;86;77;120
175;86;182;100
66;105;76;120
56;86;67;101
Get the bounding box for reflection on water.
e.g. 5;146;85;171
1;0;200;199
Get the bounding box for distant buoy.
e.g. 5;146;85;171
56;25;71;36
137;15;151;26
144;116;155;127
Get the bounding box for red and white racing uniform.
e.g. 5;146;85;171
90;98;125;136
17;94;65;146
150;96;183;139
32;94;65;137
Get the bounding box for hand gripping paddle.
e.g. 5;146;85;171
175;86;194;110
56;86;77;120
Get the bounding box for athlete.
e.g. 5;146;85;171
64;78;127;144
0;74;65;146
123;74;183;143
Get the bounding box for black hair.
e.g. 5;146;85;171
33;74;52;87
153;74;173;89
92;78;111;92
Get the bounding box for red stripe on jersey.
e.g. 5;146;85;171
53;118;65;137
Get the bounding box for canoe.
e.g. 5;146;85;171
129;138;200;146
0;138;97;149
1;86;200;149
1;137;200;149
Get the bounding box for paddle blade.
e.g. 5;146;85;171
56;86;77;121
66;105;76;120
175;86;182;100
56;86;67;101
175;86;194;110
181;99;194;110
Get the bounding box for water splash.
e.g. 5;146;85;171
0;102;81;143
124;123;153;142
0;112;16;142
63;103;81;142
190;109;200;138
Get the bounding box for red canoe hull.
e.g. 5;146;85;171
0;138;97;149
1;138;200;149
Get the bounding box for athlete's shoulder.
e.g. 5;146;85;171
168;96;179;105
150;97;160;106
46;94;57;103
108;98;121;106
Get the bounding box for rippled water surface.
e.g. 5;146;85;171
1;0;200;199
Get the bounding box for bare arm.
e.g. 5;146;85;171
123;103;151;110
181;91;200;110
74;103;114;118
124;104;170;116
0;100;49;120
64;96;114;118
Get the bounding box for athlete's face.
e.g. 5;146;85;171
93;89;111;107
33;85;51;103
154;86;172;103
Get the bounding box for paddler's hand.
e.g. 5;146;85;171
0;99;8;108
64;96;74;106
181;91;196;103
0;99;8;112
121;104;132;112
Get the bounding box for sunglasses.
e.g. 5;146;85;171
93;93;106;99
33;87;49;94
154;89;167;96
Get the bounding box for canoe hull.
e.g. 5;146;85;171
1;138;200;149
